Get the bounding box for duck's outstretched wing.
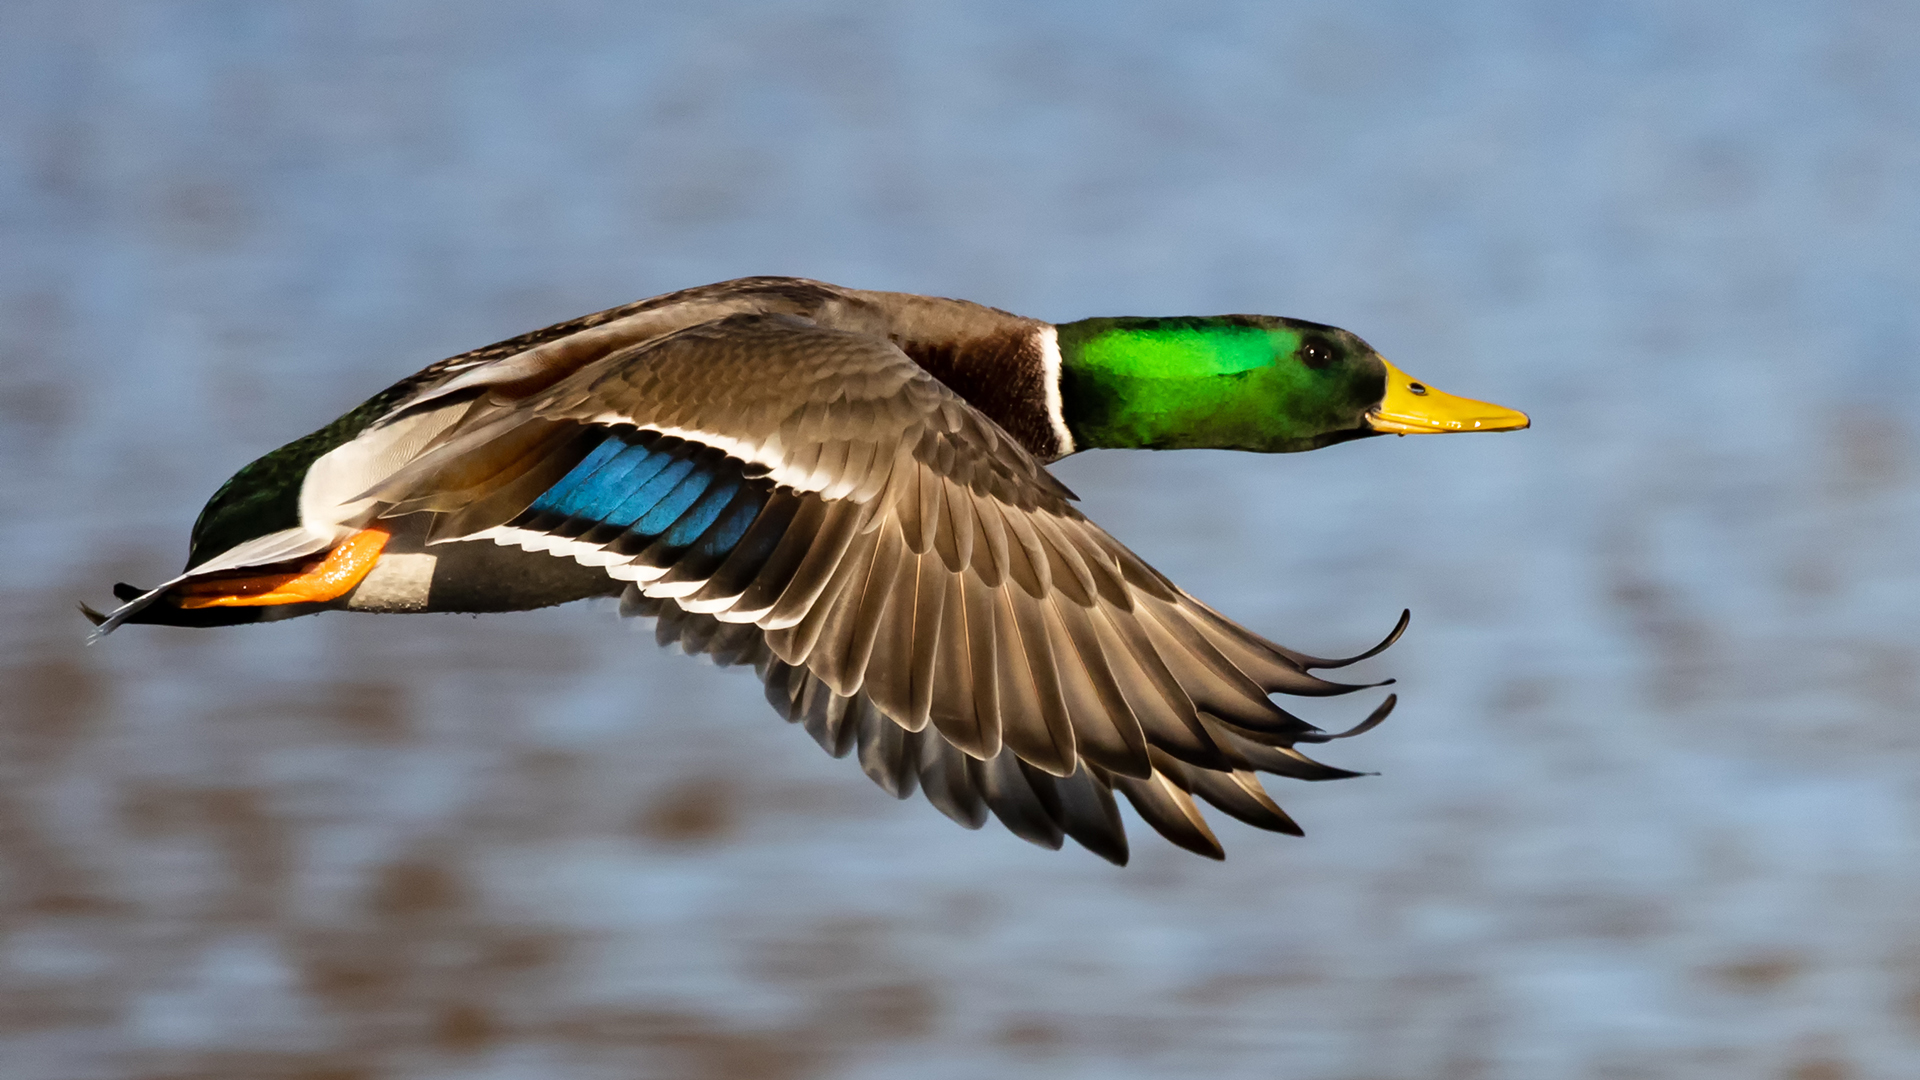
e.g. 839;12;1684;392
366;311;1399;860
632;592;1392;864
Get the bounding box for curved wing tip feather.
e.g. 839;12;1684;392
1299;609;1412;670
1321;692;1398;743
1289;692;1396;746
1299;675;1396;697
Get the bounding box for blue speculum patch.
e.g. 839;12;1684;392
518;429;770;557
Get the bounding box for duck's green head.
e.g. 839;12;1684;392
1053;315;1528;453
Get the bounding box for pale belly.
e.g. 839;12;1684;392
340;515;623;615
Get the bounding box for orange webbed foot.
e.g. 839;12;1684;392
175;527;392;609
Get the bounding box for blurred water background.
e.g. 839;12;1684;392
5;2;1920;1077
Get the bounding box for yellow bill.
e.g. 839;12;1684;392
1366;359;1530;435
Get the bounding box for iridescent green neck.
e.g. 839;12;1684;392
1053;316;1385;453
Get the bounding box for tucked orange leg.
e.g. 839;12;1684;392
176;527;392;609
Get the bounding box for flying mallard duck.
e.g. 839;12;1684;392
87;277;1527;863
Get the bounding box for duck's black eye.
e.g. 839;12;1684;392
1298;338;1336;370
